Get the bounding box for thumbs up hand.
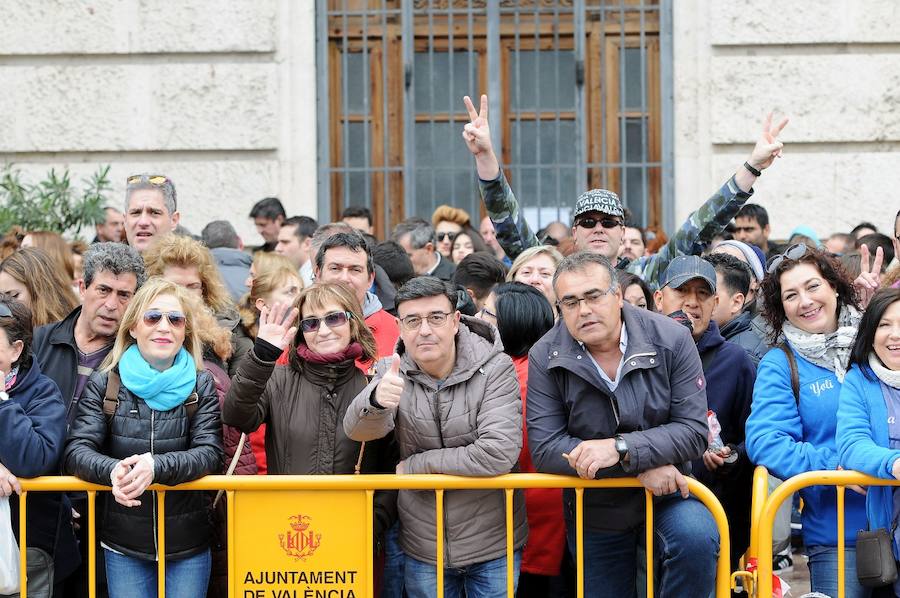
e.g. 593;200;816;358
375;354;405;409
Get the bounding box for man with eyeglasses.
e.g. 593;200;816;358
462;94;788;290
525;251;718;598
344;276;527;596
32;242;147;598
122;173;180;254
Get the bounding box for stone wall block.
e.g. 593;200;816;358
0;63;279;152
0;1;277;55
708;55;900;144
710;1;900;45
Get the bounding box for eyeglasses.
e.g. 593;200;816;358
574;217;623;230
557;286;616;313
127;174;170;186
142;310;186;328
300;311;350;333
398;311;453;332
478;307;497;320
437;232;459;242
766;243;809;274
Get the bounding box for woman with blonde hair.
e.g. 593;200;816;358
143;234;250;368
22;230;76;284
64;277;223;598
223;283;397;565
0;247;79;326
506;245;564;307
237;254;303;340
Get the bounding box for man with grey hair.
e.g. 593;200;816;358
392;218;455;281
32;241;146;598
202;220;251;302
526;250;718;598
123;173;180;253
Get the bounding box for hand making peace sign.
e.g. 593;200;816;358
462;94;501;180
854;243;884;309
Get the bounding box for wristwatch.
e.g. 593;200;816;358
614;435;628;462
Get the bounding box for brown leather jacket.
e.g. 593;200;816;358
222;344;398;539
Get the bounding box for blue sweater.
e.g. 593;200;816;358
837;364;900;557
746;345;867;547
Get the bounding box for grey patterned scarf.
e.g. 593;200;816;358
782;305;861;383
869;353;900;389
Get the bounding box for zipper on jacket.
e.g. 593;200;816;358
151;409;159;561
608;394;620;427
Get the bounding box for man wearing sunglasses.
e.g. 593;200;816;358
462;94;788;290
123;173;180;254
344;276;526;595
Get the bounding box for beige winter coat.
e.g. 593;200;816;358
343;316;527;567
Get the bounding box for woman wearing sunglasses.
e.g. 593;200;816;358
746;244;869;598
837;288;900;597
222;283;397;550
64;278;223;598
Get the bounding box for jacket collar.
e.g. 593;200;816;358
544;303;660;386
719;310;752;339
47;306;83;349
696;319;725;353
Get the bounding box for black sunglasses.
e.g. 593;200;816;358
142;310;186;328
437;231;459;242
300;311;351;333
575;216;623;230
766;243;809;274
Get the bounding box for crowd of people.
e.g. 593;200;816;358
1;93;899;598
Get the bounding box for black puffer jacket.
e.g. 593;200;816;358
63;368;223;561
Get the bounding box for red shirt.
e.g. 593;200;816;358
514;354;566;576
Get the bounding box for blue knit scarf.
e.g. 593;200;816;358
119;344;197;412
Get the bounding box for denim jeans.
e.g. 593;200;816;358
806;545;871;598
404;550;522;598
104;548;211;598
566;494;719;598
380;522;405;598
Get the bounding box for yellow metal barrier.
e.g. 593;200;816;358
755;469;895;598
16;474;732;598
730;465;771;596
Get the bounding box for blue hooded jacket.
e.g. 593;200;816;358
746;344;867;547
837;364;900;557
0;357;80;580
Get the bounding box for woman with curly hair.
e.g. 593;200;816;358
142;234;249;366
0;247;79;326
746;244;869;598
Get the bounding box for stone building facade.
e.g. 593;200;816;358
1;1;897;244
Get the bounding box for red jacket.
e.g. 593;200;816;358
514;354;566;576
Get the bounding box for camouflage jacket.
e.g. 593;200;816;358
478;171;754;290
